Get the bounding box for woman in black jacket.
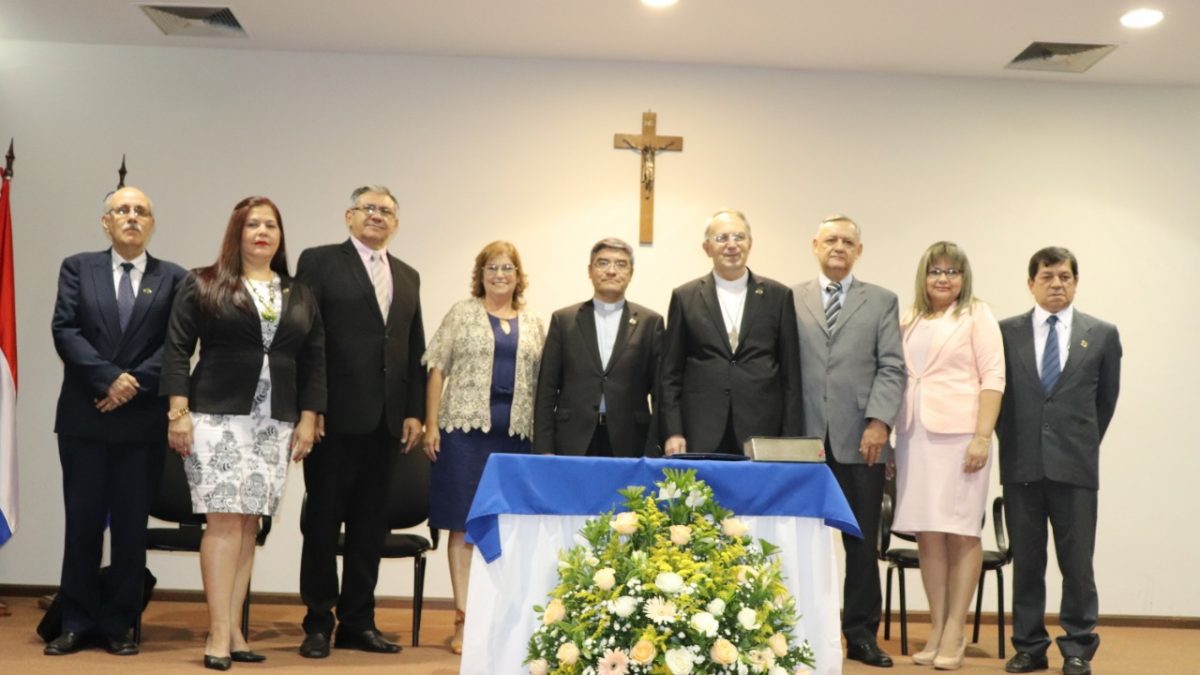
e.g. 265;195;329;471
161;196;325;669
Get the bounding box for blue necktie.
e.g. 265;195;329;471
1040;315;1060;394
117;262;135;332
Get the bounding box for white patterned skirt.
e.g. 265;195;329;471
184;356;293;515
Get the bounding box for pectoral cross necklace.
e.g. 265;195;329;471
717;296;744;351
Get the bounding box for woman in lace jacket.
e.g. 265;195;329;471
422;240;545;653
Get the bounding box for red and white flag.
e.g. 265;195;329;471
0;168;17;545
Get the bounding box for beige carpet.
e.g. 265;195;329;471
0;596;1195;674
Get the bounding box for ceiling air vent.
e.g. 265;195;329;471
139;5;246;38
1005;41;1116;74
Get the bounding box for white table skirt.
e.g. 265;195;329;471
462;513;844;675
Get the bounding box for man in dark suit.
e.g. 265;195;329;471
534;237;664;457
794;215;905;668
48;186;187;656
996;247;1121;675
660;209;803;455
295;185;426;658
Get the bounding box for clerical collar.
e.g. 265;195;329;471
593;298;625;312
712;270;749;290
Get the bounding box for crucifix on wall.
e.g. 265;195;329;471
614;111;683;244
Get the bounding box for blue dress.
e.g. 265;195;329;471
429;314;532;530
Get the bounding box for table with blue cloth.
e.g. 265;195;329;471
460;454;861;675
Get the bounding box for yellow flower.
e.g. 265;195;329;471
543;598;566;625
768;632;789;657
710;637;739;666
630;639;657;665
612;511;639;535
556;641;580;665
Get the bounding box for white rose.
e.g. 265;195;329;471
543;598;566;625
556;641;580;665
737;607;760;630
669;524;692;546
612;595;638;618
593;567;616;591
655;571;685;595
689;610;719;637
664;647;695;675
706;597;727;616
528;658;549;675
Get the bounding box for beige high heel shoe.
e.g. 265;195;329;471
932;639;966;670
450;610;465;655
912;644;938;666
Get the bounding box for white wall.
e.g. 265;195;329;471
1;39;1196;619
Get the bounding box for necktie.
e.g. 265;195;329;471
117;262;135;332
371;253;390;322
1041;315;1061;394
824;282;842;330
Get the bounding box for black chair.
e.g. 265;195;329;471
878;491;920;655
973;496;1012;658
300;447;437;647
142;447;271;641
879;491;1012;658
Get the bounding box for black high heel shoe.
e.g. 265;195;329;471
231;650;266;663
204;654;233;671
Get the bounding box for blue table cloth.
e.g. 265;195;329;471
465;454;861;563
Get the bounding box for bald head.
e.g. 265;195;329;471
102;186;156;259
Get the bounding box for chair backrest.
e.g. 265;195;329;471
991;496;1011;561
388;447;432;531
149;446;206;526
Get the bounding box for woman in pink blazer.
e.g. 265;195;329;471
892;241;1005;670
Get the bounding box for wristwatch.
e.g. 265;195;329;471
167;407;190;422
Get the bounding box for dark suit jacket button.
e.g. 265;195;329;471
730;359;737;364
723;389;730;396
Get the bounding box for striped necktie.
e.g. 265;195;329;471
1041;315;1061;394
371;253;389;322
824;282;842;330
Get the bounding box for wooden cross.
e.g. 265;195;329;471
614;111;683;244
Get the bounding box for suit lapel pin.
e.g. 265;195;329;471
754;288;764;295
629;317;637;326
1080;339;1088;348
141;287;152;295
283;287;291;294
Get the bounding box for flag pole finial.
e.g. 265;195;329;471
117;155;127;189
3;139;12;180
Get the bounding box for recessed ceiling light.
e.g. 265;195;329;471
1120;8;1164;28
642;0;679;8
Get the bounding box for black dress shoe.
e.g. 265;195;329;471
845;641;894;668
1062;656;1092;675
105;632;139;656
204;654;233;671
44;631;92;656
231;650;267;663
1005;651;1049;673
299;632;331;659
334;627;402;654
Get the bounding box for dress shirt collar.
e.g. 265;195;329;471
350;234;386;261
111;248;147;273
818;273;854;294
1033;303;1074;330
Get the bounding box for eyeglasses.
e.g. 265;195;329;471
108;205;152;219
484;263;517;275
709;232;748;244
592;258;630;271
351;204;397;220
927;268;962;279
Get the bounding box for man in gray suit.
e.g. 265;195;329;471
793;214;905;668
997;247;1121;675
534;237;664;456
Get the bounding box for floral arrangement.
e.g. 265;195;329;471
526;468;815;675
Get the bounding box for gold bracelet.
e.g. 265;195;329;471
167;407;190;421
